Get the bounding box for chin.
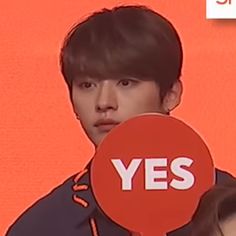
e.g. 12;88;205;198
89;130;112;148
90;136;103;148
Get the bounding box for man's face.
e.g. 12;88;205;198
72;77;168;147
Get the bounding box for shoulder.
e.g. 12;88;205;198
215;168;236;185
6;170;97;236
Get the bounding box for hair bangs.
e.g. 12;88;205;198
63;30;162;83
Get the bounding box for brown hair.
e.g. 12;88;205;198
191;180;236;236
59;5;183;102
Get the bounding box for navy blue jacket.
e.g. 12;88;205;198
6;168;235;236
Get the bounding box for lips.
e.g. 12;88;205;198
94;119;120;132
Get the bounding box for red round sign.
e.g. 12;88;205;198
91;114;215;236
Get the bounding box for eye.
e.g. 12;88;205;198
78;82;95;89
118;79;137;87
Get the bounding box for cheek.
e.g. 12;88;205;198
140;92;161;109
74;103;93;127
72;99;95;135
72;90;93;116
141;84;163;110
121;87;162;112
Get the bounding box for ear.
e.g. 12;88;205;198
162;80;183;113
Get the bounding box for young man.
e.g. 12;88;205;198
6;5;235;236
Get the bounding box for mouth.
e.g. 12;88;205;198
94;119;120;132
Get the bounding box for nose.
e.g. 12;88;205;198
95;82;118;113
